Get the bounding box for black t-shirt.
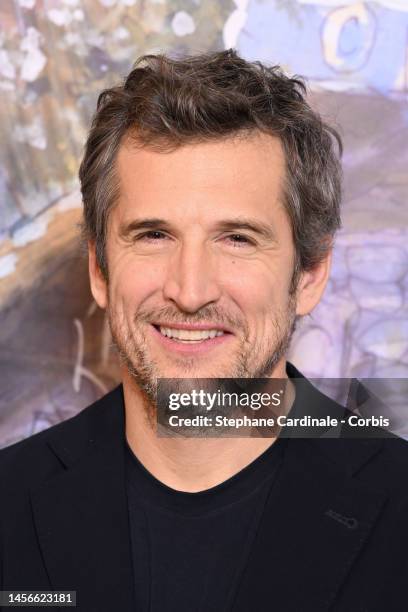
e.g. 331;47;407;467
125;436;287;611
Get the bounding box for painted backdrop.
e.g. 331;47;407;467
1;0;407;446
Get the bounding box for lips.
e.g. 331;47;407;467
150;323;232;350
158;326;225;342
152;320;232;339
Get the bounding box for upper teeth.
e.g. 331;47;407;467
159;327;224;341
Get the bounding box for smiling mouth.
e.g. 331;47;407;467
153;325;227;343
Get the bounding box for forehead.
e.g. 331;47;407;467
114;131;287;223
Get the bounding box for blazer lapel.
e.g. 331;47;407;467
30;387;135;612
231;435;388;612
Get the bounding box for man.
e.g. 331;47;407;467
1;50;407;611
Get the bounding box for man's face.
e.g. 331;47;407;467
90;132;326;396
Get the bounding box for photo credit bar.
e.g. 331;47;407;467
156;377;404;439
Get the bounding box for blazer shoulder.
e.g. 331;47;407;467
0;385;123;491
349;434;408;502
378;434;408;469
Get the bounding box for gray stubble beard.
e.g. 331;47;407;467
108;294;298;424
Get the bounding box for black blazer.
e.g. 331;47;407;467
1;366;408;611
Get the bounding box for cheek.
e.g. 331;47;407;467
108;256;165;308
221;258;290;312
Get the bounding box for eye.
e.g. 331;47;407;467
224;233;255;247
136;230;169;241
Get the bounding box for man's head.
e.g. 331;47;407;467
79;49;342;397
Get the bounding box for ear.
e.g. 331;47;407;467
295;250;332;317
88;241;108;309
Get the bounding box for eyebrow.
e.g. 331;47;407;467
118;218;172;239
118;217;277;242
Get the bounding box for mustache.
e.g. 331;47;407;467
134;304;248;334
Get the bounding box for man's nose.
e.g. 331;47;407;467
162;241;222;313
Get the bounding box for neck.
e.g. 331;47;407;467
123;361;294;493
